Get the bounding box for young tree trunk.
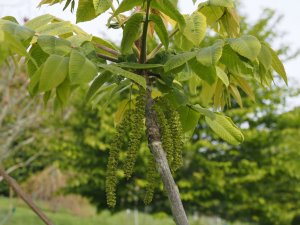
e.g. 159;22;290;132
144;83;189;225
0;166;55;225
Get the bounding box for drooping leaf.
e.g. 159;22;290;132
229;84;243;107
191;104;215;118
189;58;216;85
39;55;69;92
27;44;49;77
0;19;34;41
113;0;143;16
216;66;229;87
152;0;186;30
258;44;272;71
205;112;244;145
93;0;112;15
114;99;133;125
36;21;73;36
149;14;169;49
69;50;98;85
199;5;224;27
1;31;28;56
220;45;253;75
76;0;97;23
37;35;71;56
263;43;287;85
164;52;197;72
177;105;200;132
28;65;43;96
98;64;146;88
196;40;224;66
233;76;255;101
183;12;206;46
121;13;144;54
56;77;71;106
229;35;261;61
86;71;111;101
24;14;55;30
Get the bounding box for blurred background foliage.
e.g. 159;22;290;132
1;5;300;225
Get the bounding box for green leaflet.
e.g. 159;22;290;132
151;0;186;31
56;77;71;106
228;35;261;61
93;0;112;15
37;35;71;56
1;31;28;56
220;45;253;76
98;64;146;89
24;14;55;30
113;0;143;16
0;19;34;41
164;52;197;72
76;0;97;23
196;40;224;66
183;12;207;46
39;55;69;92
27;44;49;77
121;13;144;54
86;71;111;101
205;112;244;145
208;0;234;8
189;58;216;85
69;50;98;85
177;105;200;132
216;66;229;87
28;65;43;96
199;5;224;27
258;44;272;71
149;14;169;49
36;21;73;36
263;43;287;85
38;0;63;7
117;62;163;69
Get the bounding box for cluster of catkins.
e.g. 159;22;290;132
106;93;184;208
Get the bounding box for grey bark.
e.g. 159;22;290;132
145;84;189;225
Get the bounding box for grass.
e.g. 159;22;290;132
0;197;250;225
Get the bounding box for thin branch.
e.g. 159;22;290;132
0;151;43;182
146;28;179;61
95;44;120;56
0;167;55;225
96;53;119;63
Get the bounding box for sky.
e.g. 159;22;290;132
1;0;300;107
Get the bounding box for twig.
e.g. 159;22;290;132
96;53;119;63
0;167;55;225
96;44;120;56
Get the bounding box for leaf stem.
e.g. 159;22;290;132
139;0;151;64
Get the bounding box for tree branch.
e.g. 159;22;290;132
137;1;189;224
0;166;55;225
95;44;120;56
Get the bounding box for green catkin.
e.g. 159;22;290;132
168;108;184;171
106;111;131;208
144;154;159;205
123;92;146;179
158;98;184;171
154;104;174;166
